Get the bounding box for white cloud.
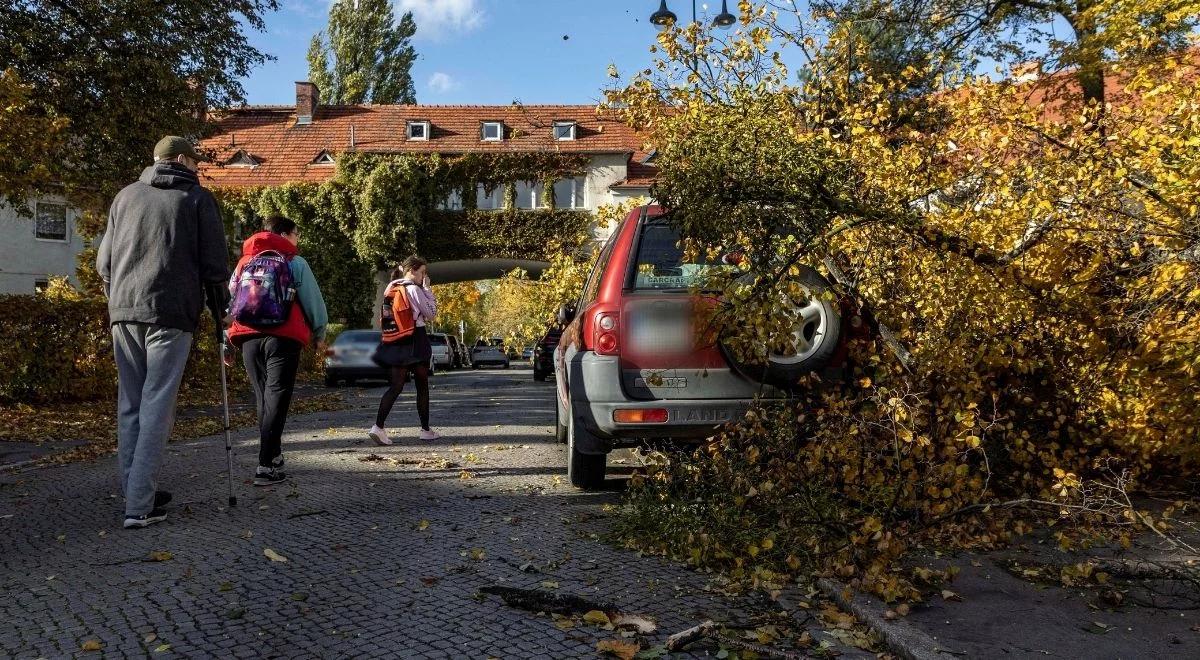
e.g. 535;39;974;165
396;0;484;40
427;72;459;94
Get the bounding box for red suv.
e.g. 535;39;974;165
554;205;855;488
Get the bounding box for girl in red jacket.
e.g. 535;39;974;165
227;216;328;486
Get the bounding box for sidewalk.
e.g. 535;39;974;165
822;523;1200;659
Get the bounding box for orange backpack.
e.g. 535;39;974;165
380;280;416;343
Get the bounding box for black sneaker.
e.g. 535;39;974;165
154;491;172;508
253;467;287;486
124;508;168;529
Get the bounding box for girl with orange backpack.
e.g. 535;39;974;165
370;255;440;445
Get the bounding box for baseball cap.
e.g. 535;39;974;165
153;136;208;162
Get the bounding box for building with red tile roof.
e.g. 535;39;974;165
197;82;656;210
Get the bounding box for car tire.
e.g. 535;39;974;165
347;378;357;386
324;375;338;388
724;265;842;388
534;369;546;382
555;391;568;444
566;402;605;489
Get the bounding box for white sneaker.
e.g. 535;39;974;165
418;428;441;441
369;425;392;446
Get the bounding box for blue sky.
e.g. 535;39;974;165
241;0;705;106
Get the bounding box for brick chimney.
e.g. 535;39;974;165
296;81;319;125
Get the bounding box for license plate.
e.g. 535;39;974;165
635;376;687;388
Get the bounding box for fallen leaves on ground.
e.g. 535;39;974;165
263;548;288;563
80;639;102;652
145;551;173;562
7;388;346;467
582;610;612;628
596;639;639;659
612;614;657;634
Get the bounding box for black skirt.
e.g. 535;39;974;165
372;326;432;368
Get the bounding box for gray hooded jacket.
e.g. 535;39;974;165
97;162;229;331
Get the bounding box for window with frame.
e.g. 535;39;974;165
475;184;504;210
553;121;577;141
407;120;430;140
34;278;50;293
35;202;68;241
514;181;539;209
437;188;464;210
481;121;503;141
552;177;586;209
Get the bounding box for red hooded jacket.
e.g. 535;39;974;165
227;232;313;347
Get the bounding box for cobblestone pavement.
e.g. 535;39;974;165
1;367;867;659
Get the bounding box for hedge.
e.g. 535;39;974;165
0;294;322;405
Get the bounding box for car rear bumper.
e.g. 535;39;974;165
570;352;763;452
325;365;389;380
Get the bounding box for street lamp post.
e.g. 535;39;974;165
650;1;737;70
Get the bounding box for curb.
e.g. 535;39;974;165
0;458;40;473
815;578;962;660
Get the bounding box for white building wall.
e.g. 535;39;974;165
0;195;86;294
581;154;628;212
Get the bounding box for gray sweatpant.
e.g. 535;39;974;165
112;322;192;517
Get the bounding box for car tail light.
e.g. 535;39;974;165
594;312;620;355
324;348;336;357
613;408;669;424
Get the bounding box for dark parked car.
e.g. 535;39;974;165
324;330;388;386
554;205;863;488
533;327;562;382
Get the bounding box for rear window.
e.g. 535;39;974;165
630;223;726;290
429;335;447;345
335;331;381;345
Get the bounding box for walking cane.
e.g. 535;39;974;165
211;307;238;508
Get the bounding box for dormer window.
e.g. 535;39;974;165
226;149;260;168
407;120;430;141
553;121;577;141
312;151;336;165
481;121;504;142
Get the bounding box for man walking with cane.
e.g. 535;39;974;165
97;136;230;529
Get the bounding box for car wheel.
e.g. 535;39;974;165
534;369;546;382
724;265;842;388
566;402;605;489
555;390;568;444
347;378;357;386
324;375;338;387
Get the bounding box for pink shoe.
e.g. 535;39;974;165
369;425;392;446
418;428;441;441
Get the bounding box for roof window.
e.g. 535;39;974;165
481;121;504;142
226;149;260;168
407;120;431;141
553;121;577;141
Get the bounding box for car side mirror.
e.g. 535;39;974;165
557;303;577;326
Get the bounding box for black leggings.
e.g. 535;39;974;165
375;364;430;430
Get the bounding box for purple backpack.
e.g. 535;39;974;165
229;250;295;328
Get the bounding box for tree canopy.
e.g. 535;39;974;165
307;0;418;105
608;0;1200;599
0;0;279;205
